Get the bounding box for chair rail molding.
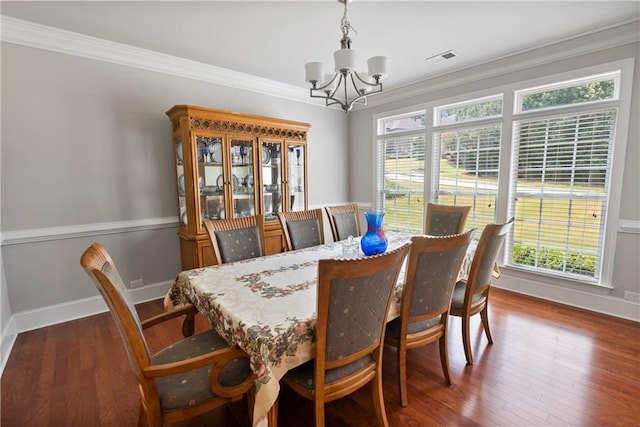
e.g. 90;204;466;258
1;216;179;246
618;220;640;234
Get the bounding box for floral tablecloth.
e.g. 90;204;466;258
164;231;476;425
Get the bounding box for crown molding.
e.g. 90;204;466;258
1;16;637;112
366;19;640;109
0;15;318;106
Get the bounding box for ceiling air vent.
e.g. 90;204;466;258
426;50;457;64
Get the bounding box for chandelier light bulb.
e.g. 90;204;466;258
334;49;356;73
367;56;388;79
305;62;324;84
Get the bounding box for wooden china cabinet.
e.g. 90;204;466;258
166;105;310;270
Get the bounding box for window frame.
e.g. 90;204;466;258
373;109;429;232
373;58;634;289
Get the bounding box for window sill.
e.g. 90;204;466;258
498;264;613;295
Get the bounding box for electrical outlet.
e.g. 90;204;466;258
623;291;640;303
130;279;144;289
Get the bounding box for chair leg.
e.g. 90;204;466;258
314;399;325;427
462;315;473;365
438;334;452;385
181;311;195;337
137;404;145;427
371;373;390;427
397;342;409;407
247;385;257;426
480;305;493;344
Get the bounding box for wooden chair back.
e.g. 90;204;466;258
277;209;325;251
203;215;265;264
284;242;412;426
80;243;151;373
450;218;514;364
402;230;475;325
461;218;513;310
425;203;471;236
385;230;474;405
324;203;361;242
80;243;254;426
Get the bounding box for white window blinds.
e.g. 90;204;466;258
376;133;426;233
509;110;616;280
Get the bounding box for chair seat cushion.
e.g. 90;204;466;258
385;316;442;338
285;355;372;390
450;280;484;310
151;330;251;411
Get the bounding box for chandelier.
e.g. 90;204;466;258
304;0;387;113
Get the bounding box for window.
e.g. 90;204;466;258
375;62;631;287
432;95;503;233
375;111;426;233
508;73;620;282
515;71;618;113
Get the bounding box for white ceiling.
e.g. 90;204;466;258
2;1;639;91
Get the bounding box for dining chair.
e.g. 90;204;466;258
80;243;255;427
277;208;325;251
283;242;412;427
385;230;475;407
324;203;361;242
449;218;515;365
425;203;471;236
204;215;265;265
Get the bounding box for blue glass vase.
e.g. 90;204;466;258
361;211;388;256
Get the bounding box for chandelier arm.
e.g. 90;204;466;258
311;73;341;93
352;71;382;88
309;73;350;111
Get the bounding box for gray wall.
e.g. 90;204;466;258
349;37;640;316
1;19;638;354
1;42;348;316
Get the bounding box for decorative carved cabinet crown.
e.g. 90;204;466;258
166;105;310;269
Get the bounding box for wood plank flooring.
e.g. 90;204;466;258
2;288;639;426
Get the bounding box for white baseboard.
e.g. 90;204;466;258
1;280;173;375
495;273;640;322
1;315;18;374
12;280;173;333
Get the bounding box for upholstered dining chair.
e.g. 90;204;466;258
277;208;325;251
324;203;361;242
283;243;412;427
425;203;471;236
80;243;254;427
385;230;475;407
204;215;265;265
449;218;514;365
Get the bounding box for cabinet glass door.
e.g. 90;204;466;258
197;136;225;225
261;140;283;221
287;143;305;211
230;138;256;218
175;136;188;226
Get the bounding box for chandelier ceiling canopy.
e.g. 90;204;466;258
304;0;387;113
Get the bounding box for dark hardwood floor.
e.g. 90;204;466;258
2;288;639;426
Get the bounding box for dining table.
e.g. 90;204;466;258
164;230;478;426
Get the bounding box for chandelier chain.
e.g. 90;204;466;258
340;0;357;47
